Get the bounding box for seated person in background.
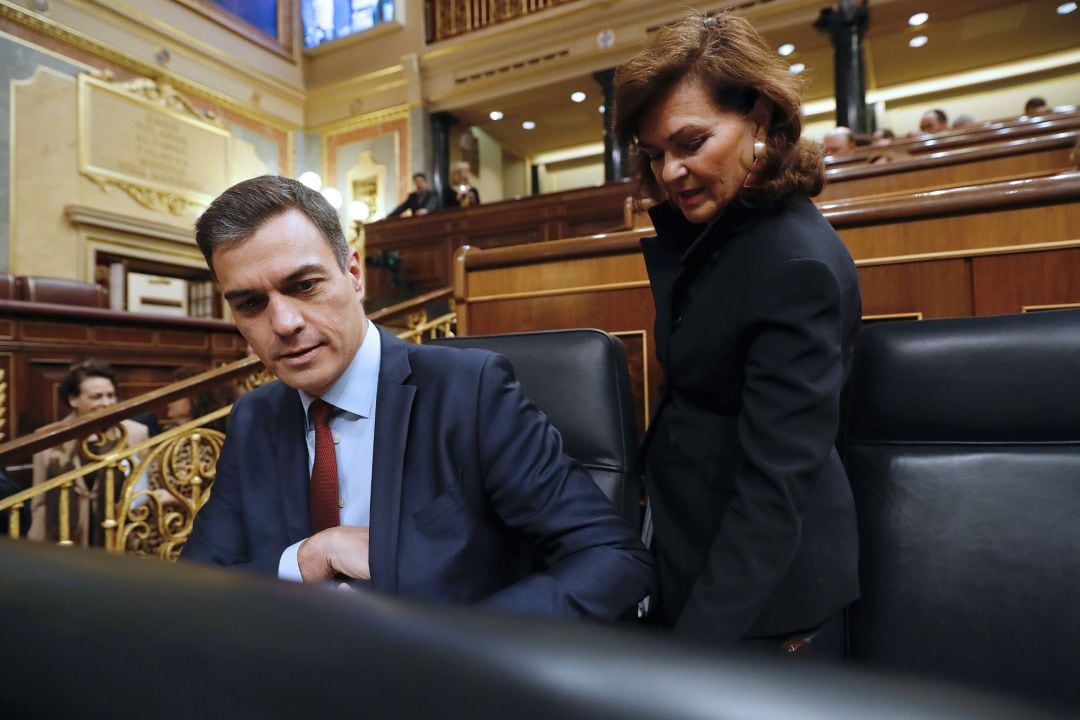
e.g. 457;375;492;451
29;359;151;547
165;366;237;434
183;175;654;621
1;469;31;537
919;108;949;134
1024;96;1051;116
823;126;857;157
442;161;481;208
387;173;440;218
868;128;898;164
952;113;977;129
871;128;895;146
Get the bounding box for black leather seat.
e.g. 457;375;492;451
429;329;641;527
842;309;1080;710
0;540;1055;719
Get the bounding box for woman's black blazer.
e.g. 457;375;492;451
641;196;861;644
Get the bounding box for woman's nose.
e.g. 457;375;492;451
661;157;686;184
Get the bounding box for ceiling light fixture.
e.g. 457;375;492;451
908;35;928;48
789;62;805;74
489;110;504;121
1057;2;1077;14
522;120;536;130
298;171;322;191
570;91;587;103
908;12;929;26
599;104;606;114
778;43;795;56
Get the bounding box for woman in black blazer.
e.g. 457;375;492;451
614;11;861;652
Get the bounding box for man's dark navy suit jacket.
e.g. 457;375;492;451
183;328;654;619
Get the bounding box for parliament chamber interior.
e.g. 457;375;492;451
0;0;1078;717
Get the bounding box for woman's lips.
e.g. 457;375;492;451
678;188;705;207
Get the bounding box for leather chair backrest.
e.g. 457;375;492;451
15;275;108;308
842;309;1080;709
429;329;641;527
0;541;1054;720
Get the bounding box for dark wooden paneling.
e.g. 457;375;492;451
363;181;632;306
0;301;244;442
972;249;1080;315
858;259;974;320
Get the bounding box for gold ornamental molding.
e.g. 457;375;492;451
0;1;297;134
312;103;411;135
0;367;7;442
78;73;231;214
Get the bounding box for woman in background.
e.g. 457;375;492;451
614;11;861;654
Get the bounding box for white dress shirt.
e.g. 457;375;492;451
278;321;381;581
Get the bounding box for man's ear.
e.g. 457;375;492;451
347;248;365;301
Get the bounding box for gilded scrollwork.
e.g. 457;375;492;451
117;426;225;560
83;172;201;215
0;368;6;442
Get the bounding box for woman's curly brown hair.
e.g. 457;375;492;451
613;10;824;210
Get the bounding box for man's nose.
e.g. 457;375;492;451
268;296;304;336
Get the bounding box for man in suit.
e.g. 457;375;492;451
182;175;653;620
387;172;440;218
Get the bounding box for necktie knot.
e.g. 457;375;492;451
310;398;333;427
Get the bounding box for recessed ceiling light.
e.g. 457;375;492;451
570;91;587;103
789;62;806;74
522;120;536;130
489;110;504;121
778;43;795;57
908;12;929;26
908;35;928;48
1057;2;1077;14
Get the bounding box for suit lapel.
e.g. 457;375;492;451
274;387;311;543
368;328;415;594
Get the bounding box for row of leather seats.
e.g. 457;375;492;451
438;311;1080;713
0;311;1075;716
0;273;108;307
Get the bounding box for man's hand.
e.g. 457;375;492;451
297;526;371;583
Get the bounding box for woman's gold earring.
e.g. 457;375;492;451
753;140;766;160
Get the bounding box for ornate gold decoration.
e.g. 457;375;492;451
398;308;457;344
82;173;203;214
0;368;6;442
118;426;225;561
78;73;232;215
104;74;225;126
239;368;277;393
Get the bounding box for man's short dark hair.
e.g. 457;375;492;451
931;108;948;124
195;175;348;276
412;173;428;181
1025;97;1048;114
60;359;117;404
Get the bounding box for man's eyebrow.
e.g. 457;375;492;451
222;263;327;302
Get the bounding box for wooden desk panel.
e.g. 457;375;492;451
859;259;974;320
972;248;1080;316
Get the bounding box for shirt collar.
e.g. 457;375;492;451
297;320;381;421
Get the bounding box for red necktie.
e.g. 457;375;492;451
309;399;340;534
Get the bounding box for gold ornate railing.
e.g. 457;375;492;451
0;296;457;558
427;0;579;42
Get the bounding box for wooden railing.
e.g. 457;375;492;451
427;0;579;42
452;171;1080;411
